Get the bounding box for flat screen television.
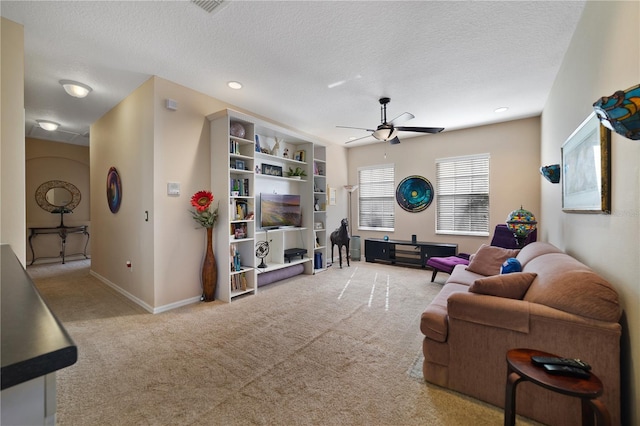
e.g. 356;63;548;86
260;193;302;228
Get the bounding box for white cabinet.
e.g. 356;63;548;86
208;109;326;302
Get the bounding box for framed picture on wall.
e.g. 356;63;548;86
561;112;611;213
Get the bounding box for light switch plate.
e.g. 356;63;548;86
167;182;180;196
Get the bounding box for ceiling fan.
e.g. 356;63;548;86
338;97;444;145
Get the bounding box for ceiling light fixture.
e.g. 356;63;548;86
59;80;93;98
37;120;60;131
227;81;243;90
372;126;398;141
494;107;509;113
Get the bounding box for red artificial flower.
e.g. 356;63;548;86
191;191;213;212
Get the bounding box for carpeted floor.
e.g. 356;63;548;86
29;259;539;425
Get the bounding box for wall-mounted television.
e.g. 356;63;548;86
260;193;302;229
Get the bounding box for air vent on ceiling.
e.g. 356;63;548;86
191;0;227;14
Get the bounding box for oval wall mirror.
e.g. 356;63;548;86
35;180;81;212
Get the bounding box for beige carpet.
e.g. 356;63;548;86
29;260;538;426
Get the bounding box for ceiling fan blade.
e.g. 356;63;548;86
388;136;401;145
395;126;444;134
344;134;374;145
337;125;376;132
389;112;414;126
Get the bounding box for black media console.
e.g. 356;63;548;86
364;238;457;268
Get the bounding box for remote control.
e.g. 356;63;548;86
531;356;591;371
542;364;591;380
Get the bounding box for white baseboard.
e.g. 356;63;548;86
89;270;200;314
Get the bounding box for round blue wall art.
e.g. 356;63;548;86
106;166;122;213
396;175;434;213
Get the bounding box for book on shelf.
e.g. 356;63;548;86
231;222;248;239
230;272;248;291
230;178;250;196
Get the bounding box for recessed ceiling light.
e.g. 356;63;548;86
37;120;60;131
227;81;243;90
494;107;509;113
59;80;93;98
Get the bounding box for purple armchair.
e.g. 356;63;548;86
426;224;537;282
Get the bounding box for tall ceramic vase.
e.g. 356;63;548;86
201;227;217;302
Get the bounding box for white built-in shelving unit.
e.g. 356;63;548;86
207;109;327;302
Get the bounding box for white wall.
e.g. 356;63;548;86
541;1;640;424
347;117;541;255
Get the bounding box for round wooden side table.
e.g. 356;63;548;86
504;348;610;426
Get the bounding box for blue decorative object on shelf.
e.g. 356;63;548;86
593;83;640;140
395;175;434;213
540;164;561;183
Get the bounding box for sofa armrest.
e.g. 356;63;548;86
448;292;530;333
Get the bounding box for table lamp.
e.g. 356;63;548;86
506;206;537;248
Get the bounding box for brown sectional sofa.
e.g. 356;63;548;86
420;241;622;425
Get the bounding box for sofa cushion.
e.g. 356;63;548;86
470;272;537;300
465;245;520;276
516;241;563;267
523;253;621;322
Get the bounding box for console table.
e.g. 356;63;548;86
364;238;457;268
28;225;90;265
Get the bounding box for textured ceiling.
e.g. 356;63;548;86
1;1;586;147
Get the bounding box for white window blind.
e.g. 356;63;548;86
358;164;395;231
436;154;490;236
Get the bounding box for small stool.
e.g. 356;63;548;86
504;348;610;426
425;255;469;282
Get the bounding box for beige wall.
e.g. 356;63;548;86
1;18;26;264
347;117;541;255
152;78;228;308
25;138;90;262
541;2;640;424
325;144;349;240
90;78;155;309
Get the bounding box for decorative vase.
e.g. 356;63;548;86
201;227;217;302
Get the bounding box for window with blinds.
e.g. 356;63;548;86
436;154;490;236
358;164;395;231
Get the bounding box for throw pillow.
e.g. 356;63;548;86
465;245;520;276
470;272;538;299
500;257;522;274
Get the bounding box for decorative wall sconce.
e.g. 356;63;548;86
540;164;561;183
593;83;640;140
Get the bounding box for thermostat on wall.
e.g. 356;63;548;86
167;182;180;196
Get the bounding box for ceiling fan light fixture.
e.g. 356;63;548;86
373;127;398;141
37;120;60;131
60;80;92;98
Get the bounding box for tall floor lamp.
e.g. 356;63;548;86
344;184;360;261
343;185;358;235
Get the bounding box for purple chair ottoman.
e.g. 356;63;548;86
426;255;470;282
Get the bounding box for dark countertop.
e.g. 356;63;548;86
1;244;77;390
